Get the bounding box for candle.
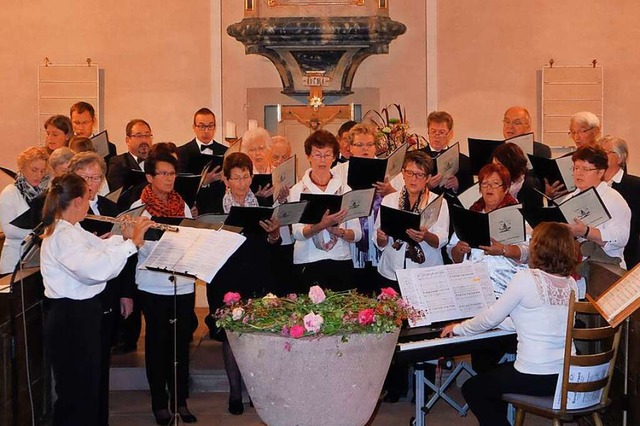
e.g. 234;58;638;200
248;119;258;130
225;121;237;138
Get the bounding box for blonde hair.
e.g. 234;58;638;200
17;146;49;171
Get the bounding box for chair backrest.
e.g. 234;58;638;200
558;291;622;411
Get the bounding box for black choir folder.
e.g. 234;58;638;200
224;201;308;233
468;132;534;175
528;153;576;193
250;155;297;195
10;194;46;229
519;186;611;229
380;194;444;240
91;130;110;159
347;144;407;190
450;204;526;248
298;188;376;224
250;174;272;194
432;143;460;185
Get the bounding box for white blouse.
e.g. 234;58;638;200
40;220;137;300
0;184;37;274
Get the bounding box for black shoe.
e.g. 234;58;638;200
112;343;137;355
153;409;172;426
177;406;197;423
228;398;244;415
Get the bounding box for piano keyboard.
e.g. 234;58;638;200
398;329;516;352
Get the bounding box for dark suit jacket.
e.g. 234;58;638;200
516;171;544;210
612;172;640;269
419;144;474;196
107;152;142;191
177;139;227;214
104;141;117;169
533;141;552;159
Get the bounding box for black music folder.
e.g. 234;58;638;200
81;216;113;236
122;169;148;191
200;155;224;175
528;153;576;192
298;188;375;224
225;201;308;233
91;130;110;159
10;194;46;229
347;144;407;190
0;167;17;180
174;174;201;208
468;132;534;175
380;194;444;240
450;204;525;248
250;174;273;194
431;142;460;183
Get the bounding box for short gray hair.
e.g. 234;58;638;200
241;127;272;151
67;151;107;176
570;111;600;129
599;135;628;167
48;147;75;170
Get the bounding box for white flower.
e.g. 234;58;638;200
232;307;244;321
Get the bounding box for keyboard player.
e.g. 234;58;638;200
440;222;579;426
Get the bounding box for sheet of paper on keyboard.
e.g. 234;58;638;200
396;262;496;327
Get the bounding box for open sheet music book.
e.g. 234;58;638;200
347;144;407;190
451;203;526;248
224;140;242;158
139;226;246;282
396;262;497;327
379;194;444;240
0;166;17;180
586;263;640;328
91;130;110;159
528;154;576;193
299;188;375;224
455;182;480;210
520;187;610;229
224;201;308;232
272;155;297;196
433;143;460;185
468;132;534;175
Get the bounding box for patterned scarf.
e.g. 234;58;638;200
469;192;518;212
392;187;426;264
140;184;186;217
15;172;48;203
356;193;383;254
222;190;259;213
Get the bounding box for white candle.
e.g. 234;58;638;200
248;119;258;130
225;121;237;138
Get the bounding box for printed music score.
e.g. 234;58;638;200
587;262;640;328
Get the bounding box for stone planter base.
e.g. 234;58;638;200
227;329;400;426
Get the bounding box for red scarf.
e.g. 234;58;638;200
469;192;518;213
140;184;186;217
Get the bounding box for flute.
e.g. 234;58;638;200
85;214;180;232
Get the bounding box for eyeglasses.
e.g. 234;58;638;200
480;181;504;189
310;153;334;160
130;133;153;139
502;119;528;127
228;175;252;181
195;124;215;131
403;169;427;179
77;174;103;183
351;142;376;148
428;129;450;137
571;166;598;173
568;127;594;136
155;171;176;177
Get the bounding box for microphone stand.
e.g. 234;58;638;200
169;270;179;426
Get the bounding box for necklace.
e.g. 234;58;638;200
309;171;331;188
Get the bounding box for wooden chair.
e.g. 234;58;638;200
502;292;622;426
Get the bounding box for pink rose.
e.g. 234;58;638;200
287;293;298;301
378;287;398;300
303;312;324;334
290;324;305;338
308;286;326;304
358;308;375;326
223;292;241;305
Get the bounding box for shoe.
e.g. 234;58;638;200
153;409;172;426
177;406;197;423
228;398;244;415
111;343;137;355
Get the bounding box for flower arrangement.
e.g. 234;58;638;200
364;103;426;155
216;286;419;338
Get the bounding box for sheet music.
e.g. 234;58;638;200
105;187;123;204
397;262;496;327
341;188;375;222
596;265;640;321
111;204;147;235
435;143;460;185
224;141;242;158
91;130;110;158
272;155;296;197
556;155;576;192
488;204;526;244
420;193;444;229
552;363;608;410
559;187;611;228
506;132;534;169
457;182;480;210
384;143;408;181
140;226;246;282
272;201;307;226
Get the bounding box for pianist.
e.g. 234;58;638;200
441;222;579;426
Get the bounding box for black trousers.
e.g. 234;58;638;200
462;361;558;426
117;287;142;349
140;290;195;411
45;296;102;426
295;259;354;293
98;310;117;426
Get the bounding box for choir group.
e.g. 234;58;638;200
0;101;638;426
